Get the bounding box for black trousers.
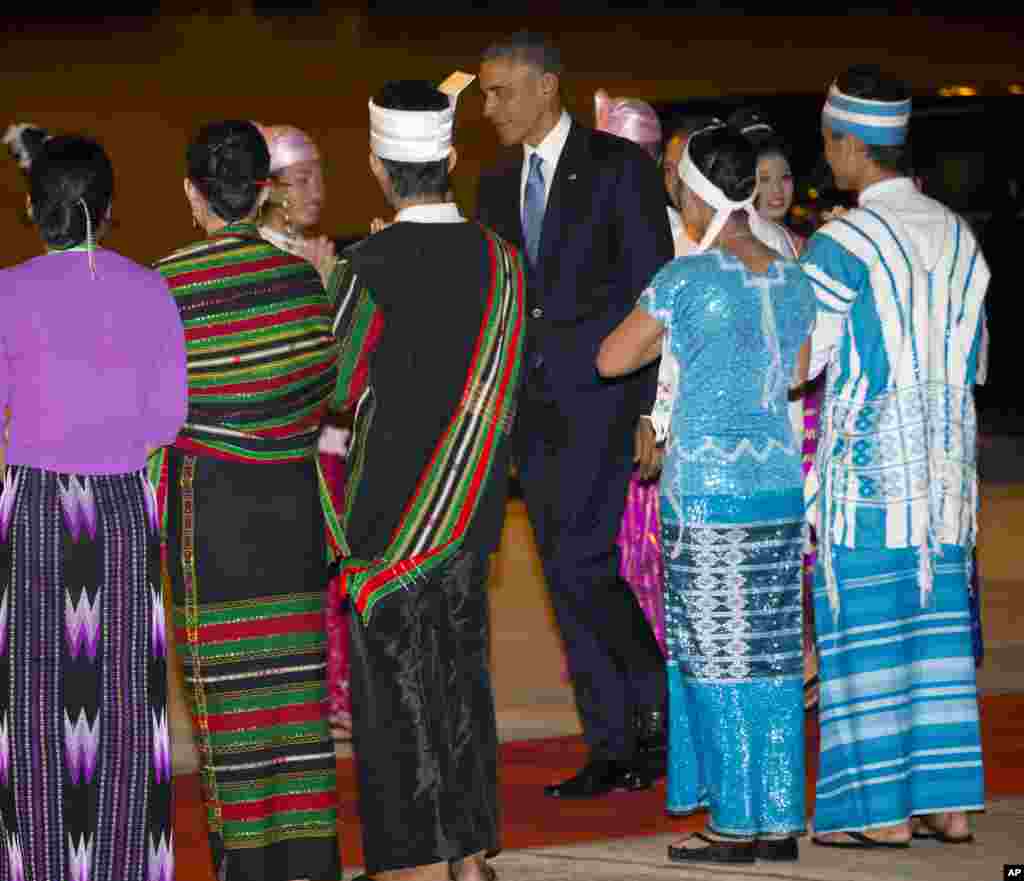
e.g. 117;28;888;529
516;362;666;761
349;549;499;874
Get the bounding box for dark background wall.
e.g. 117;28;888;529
2;11;1021;264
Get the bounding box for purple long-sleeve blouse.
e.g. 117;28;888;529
0;247;187;475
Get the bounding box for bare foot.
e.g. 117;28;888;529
814;822;911;845
913;811;971;841
452;850;494;881
374;863;449;881
670;830;753;851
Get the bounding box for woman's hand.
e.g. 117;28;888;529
306;235;338;287
370;217;392;235
821;205;848;224
634;418;663;481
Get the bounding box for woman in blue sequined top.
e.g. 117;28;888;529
599;124;814;865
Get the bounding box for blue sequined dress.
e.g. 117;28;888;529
638;250;814;836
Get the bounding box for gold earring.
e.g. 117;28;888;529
283;196;294;235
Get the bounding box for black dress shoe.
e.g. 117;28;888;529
756;836;799;861
543;759;651;798
635;706;667;779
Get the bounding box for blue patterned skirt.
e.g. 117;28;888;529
662;497;805;837
813;544;984;834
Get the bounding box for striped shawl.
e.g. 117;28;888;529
331;225;525;623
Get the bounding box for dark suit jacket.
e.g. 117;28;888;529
476;119;672;417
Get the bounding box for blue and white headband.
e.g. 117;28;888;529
822;82;911;146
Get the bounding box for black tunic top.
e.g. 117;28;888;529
343;220;511;561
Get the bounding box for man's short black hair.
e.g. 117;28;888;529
832;64;912;174
481;30;563;75
372;79;450;201
374;79;449;113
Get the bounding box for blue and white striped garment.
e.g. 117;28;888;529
813;544;984;834
800;177;989;616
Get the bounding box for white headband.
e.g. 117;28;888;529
369;71;476;163
677;130;758;253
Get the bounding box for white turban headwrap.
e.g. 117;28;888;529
369;71;475;163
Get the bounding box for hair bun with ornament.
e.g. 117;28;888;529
3;123;52;173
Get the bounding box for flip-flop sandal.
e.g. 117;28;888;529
668;831;756;863
912;823;974;844
812;830;910;849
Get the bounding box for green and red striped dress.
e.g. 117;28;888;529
153;223;342;881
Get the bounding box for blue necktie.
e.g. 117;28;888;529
523;152;545;265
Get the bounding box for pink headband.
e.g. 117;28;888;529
256;123;320;174
594;90;662;158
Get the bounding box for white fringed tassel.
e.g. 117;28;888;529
817;399;842;625
78;198;96;280
918;540;935;610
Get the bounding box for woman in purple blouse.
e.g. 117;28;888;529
0;131;187;880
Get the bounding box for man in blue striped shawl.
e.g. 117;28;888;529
802;64;989;849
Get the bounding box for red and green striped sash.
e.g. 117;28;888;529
333;225;525;622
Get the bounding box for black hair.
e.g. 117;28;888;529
833;64;912;173
727;106;792;163
481;30;563;75
373;80;451;201
186;120;270;222
685;124;758;204
29;134;113;249
667;116;723;145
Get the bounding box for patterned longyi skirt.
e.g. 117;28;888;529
165;451;340;881
0;464;173;881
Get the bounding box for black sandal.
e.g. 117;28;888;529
667;831;756;863
812;830;909;849
756;836;799;861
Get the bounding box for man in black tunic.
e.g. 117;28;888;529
332;78;525;881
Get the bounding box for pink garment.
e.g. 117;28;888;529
594;90;662;160
319;449;351;725
801;372;824;703
254;122;320;174
616;472;666;653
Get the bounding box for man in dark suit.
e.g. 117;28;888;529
476;32;673;799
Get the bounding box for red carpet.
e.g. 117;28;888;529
174;693;1024;878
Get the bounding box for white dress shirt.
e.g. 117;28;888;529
394;202;466;224
520;110;572;218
